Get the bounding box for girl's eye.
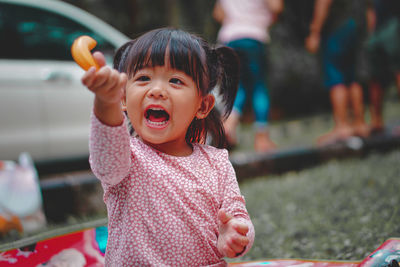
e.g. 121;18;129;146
170;78;183;85
136;75;150;82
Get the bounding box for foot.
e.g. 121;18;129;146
316;126;354;146
353;123;370;138
254;131;277;153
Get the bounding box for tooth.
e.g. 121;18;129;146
147;119;167;125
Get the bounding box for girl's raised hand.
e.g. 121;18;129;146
217;209;250;258
81;51;127;126
81;51;127;106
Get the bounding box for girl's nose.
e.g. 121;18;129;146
147;85;167;99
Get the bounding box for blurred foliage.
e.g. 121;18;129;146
63;0;218;39
64;0;373;120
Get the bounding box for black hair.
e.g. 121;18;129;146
113;27;239;148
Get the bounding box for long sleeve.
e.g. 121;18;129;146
219;150;255;256
89;111;131;186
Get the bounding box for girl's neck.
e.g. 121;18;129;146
141;137;194;157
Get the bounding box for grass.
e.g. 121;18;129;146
230;149;400;262
227;90;400;262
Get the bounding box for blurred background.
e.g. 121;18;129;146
64;0;331;120
1;0;400;263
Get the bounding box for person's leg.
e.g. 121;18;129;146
366;44;387;134
349;82;370;137
368;79;385;133
254;129;276;152
317;84;354;145
396;72;400;97
317;19;360;145
330;85;350;129
223;108;241;147
223;79;246;146
247;40;276;152
336;18;370;138
253;81;276;152
223;40;249;147
390;71;400;136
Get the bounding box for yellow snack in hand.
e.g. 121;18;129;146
71;35;100;71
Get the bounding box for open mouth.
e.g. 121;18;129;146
145;106;170;127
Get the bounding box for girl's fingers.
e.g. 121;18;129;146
90;68;120;96
232;234;249;247
117;73;128;97
107;77;126;101
218;209;233;224
118;73;128;89
217;211;250;258
99;69;120;92
222;244;237;258
105;70;127;95
234;223;249;236
92;51;107;68
81;67;97;87
92;66;112;88
83;67;126;105
83;67;110;93
226;238;244;253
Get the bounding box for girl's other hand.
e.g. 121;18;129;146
217;209;250;258
81;51;127;106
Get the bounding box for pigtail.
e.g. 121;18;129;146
195;45;239;149
214;46;240;119
205;109;227;148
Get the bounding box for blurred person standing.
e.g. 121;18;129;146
305;0;370;146
366;0;400;134
213;0;283;152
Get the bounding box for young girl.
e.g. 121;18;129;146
82;28;255;266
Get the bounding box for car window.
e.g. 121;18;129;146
0;2;115;61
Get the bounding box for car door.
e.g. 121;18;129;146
0;2;119;161
0;3;47;160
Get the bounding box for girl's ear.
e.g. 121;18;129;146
196;94;215;119
121;89;127;111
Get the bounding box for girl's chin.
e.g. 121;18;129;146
140;132;169;146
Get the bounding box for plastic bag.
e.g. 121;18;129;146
0;153;46;235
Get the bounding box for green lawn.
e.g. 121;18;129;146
231;149;400;262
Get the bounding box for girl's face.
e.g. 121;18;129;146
124;63;214;156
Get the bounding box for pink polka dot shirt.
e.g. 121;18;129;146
89;113;254;266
